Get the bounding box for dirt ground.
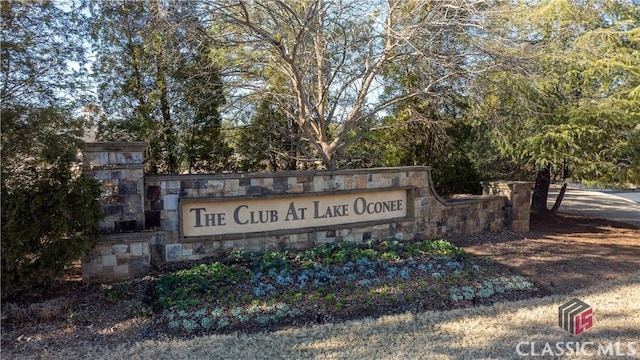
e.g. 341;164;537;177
455;214;640;295
2;213;639;357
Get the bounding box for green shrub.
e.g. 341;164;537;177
1;171;102;300
431;152;483;197
155;262;250;309
125;300;152;318
258;250;291;272
104;283;128;303
2;107;104;300
407;239;462;257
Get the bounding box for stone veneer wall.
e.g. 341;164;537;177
81;143;533;282
82;233;150;282
82;142;147;233
81;142;149;281
482;181;534;232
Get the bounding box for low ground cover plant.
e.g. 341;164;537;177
133;239;539;334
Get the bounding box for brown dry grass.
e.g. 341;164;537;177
2;215;638;360
6;272;638;360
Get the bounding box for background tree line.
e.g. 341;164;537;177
2;0;638;298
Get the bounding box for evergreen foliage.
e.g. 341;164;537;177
1;1;102;299
1;107;102;300
1;166;102;299
377;98;483;196
236;99;302;171
472;0;640;187
90;1;231;174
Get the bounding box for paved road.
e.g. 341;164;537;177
547;188;640;228
599;190;640;204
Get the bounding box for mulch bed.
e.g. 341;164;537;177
2;213;638;355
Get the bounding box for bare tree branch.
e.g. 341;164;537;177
206;0;491;168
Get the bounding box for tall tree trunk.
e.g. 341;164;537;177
550;183;567;214
531;168;551;216
156;51;178;174
125;36;157;174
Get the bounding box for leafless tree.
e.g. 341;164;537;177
206;0;488;169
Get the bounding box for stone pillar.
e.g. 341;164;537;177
82;142;147;232
482;181;533;232
81;142;150;282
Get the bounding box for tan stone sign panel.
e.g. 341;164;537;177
181;190;408;237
